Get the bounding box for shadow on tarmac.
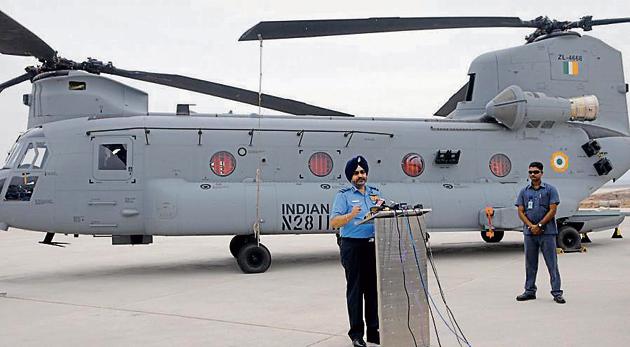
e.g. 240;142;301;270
1;250;342;283
2;238;619;282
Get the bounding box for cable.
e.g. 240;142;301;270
414;214;469;344
397;211;442;347
397;211;470;346
375;194;470;346
393;214;420;347
404;215;462;347
411;214;471;346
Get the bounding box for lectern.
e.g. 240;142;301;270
360;208;431;347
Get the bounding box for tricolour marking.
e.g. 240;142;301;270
551;151;569;173
563;61;579;76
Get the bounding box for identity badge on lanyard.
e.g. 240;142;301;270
527;200;533;210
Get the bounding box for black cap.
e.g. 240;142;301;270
345;155;369;182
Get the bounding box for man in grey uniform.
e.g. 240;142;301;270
515;161;566;304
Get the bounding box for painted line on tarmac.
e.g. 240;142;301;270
0;294;340;337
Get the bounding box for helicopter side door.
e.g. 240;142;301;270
87;135;143;234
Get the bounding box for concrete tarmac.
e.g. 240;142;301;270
1;223;629;347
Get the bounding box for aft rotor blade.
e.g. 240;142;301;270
239;17;531;40
0;10;56;62
0;72;31;93
102;66;353;117
577;17;630;30
434;82;468;117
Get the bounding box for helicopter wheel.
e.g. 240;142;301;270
236;243;271;274
557;226;581;251
229;235;256;258
481;230;504;243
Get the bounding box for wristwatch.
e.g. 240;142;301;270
537;223;543;228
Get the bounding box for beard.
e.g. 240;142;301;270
353;177;366;188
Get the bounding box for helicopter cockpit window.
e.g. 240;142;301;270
17;142;48;169
5;176;39;201
465;74;475;102
2;141;23;170
69;81;86;90
98;144;128;170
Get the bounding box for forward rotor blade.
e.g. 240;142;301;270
434;82;468;117
0;72;31;93
239;17;531;40
102;66;353;117
0;10;55;62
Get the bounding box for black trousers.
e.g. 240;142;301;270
340;237;379;340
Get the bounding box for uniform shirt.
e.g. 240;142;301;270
515;182;560;235
331;184;381;238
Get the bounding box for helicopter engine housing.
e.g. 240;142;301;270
485;85;598;130
26;70;148;128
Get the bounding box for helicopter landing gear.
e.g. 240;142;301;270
230;234;272;273
556;226;581;251
236;242;271;273
481;230;504;243
229;235;256;258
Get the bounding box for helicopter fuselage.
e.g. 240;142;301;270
1;113;627;237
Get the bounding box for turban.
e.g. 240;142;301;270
344;155;369;182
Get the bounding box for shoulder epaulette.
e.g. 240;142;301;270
338;187;352;193
367;185;380;192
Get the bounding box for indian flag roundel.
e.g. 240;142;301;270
550;151;569;173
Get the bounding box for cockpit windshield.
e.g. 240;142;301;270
2;141;23;170
2;138;49;170
18;142;49;169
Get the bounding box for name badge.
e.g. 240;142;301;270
527;200;533;209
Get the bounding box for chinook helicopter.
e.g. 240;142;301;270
1;10;629;273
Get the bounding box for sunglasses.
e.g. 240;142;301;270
353;169;366;175
528;170;541;175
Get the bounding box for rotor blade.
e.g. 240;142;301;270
583;17;630;29
0;10;55;62
239;17;532;41
0;72;31;93
434;82;468;117
102;66;353;117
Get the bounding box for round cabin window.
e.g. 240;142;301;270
308;152;333;177
210;151;236;176
489;153;511;177
401;153;424;177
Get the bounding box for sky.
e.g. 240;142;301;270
1;0;630;181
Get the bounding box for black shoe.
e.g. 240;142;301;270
352;338;367;347
553;295;566;304
516;292;536;301
367;330;380;345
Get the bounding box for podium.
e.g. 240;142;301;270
360;208;431;347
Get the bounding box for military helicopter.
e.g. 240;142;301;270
1;9;629;273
